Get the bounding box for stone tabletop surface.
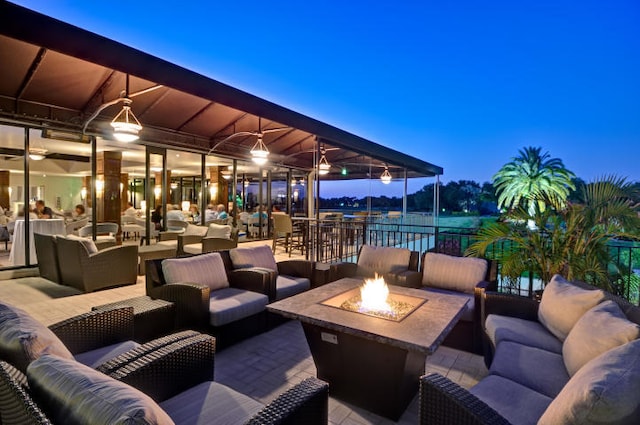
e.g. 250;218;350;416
267;277;468;355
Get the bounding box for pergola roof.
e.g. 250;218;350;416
0;2;443;180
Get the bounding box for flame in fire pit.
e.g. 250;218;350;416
359;274;393;313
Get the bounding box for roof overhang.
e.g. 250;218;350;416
0;1;443;180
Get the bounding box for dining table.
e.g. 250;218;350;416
8;218;66;266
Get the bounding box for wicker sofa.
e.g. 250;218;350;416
0;333;329;424
146;251;274;348
419;275;640;425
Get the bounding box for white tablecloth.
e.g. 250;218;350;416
9;219;65;266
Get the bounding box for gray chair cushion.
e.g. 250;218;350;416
209;288;268;327
421;253;487;294
65;234;98;254
162;252;229;291
73;340;140;369
563;300;640;376
276;275;310;300
484;314;563;354
538;274;605;341
424;287;474;322
229;245;277;271
490;341;569;398
539;339;640;425
469;375;552;425
357;245;412;276
0;302;73;373
27;355;174;425
160;381;263;425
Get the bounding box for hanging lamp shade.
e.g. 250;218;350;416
318;151;331;175
250;135;269;165
380;166;392;184
28;148;47;160
110;98;142;142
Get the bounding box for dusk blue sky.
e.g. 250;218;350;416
14;1;640;197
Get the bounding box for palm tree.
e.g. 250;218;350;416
493;147;576;215
467;176;640;293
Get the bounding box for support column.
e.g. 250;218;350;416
96;151;122;243
120;173;129;212
0;171;9;210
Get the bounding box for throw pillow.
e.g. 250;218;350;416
183;224;208;237
421;252;488;294
162;252;229;291
65;234;98;255
206;223;232;239
538;339;640;425
229;245;277;271
563;300;640;376
357;245;412;277
27;355;175;425
538;275;605;341
0;302;73;373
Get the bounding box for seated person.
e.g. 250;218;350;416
189;204;200;222
123;202;137;217
216;204;228;220
204;204;218;222
165;204;186;222
72;204;87;220
35;200;53;219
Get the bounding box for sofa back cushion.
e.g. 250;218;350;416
183;224;208;237
162;252;229;291
357;245;412;277
538;274;605;341
563;300;640;376
64;234;98;255
206;223;232;239
229;245;277;271
0;302;73;373
27;355;175;425
421;252;488;294
538;339;640;425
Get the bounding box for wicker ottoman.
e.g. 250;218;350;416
93;296;175;342
137;244;176;275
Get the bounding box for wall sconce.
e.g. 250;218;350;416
154;186;161;198
95;179;104;194
209;183;218;199
80;187;87;200
140;200;147;211
120;182;124;192
293;189;299;202
181;200;191;212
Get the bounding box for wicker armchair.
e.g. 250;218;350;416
55;236;138;292
2;334;329;425
145;251;273;348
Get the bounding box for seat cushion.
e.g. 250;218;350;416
182;243;203;255
538;274;604;341
160;381;263;425
539;339;640;425
357;245;411;276
485;314;562;354
206;223;232;239
229;245;277;271
0;302;73;373
424;287;474;322
209;287;268;327
469;375;552;425
490;341;569;398
27;355;174;425
276;275;311;300
563;300;640;376
421;253;487;294
74;340;140;369
162;252;229;291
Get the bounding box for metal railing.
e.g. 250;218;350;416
295;215;640;305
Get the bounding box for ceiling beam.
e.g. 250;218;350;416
15;47;46;101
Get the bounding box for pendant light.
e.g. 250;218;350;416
380;166;392;184
111;74;142;142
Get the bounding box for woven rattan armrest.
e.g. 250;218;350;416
329;262;358;282
277;260;315;280
147;283;210;331
95;330;201;376
246;377;329;425
229;267;273;296
0;361;52;425
419;373;509;425
177;234;204;255
387;269;422;288
48;307;134;355
481;291;539;328
107;334;216;402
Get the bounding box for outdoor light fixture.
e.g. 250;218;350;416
154;186;161;198
319;147;331;175
341;167;348;176
221;168;232;179
380;166;392;184
181;201;191;212
250;134;269;165
110;75;142;142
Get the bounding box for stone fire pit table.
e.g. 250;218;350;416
267;277;468;420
